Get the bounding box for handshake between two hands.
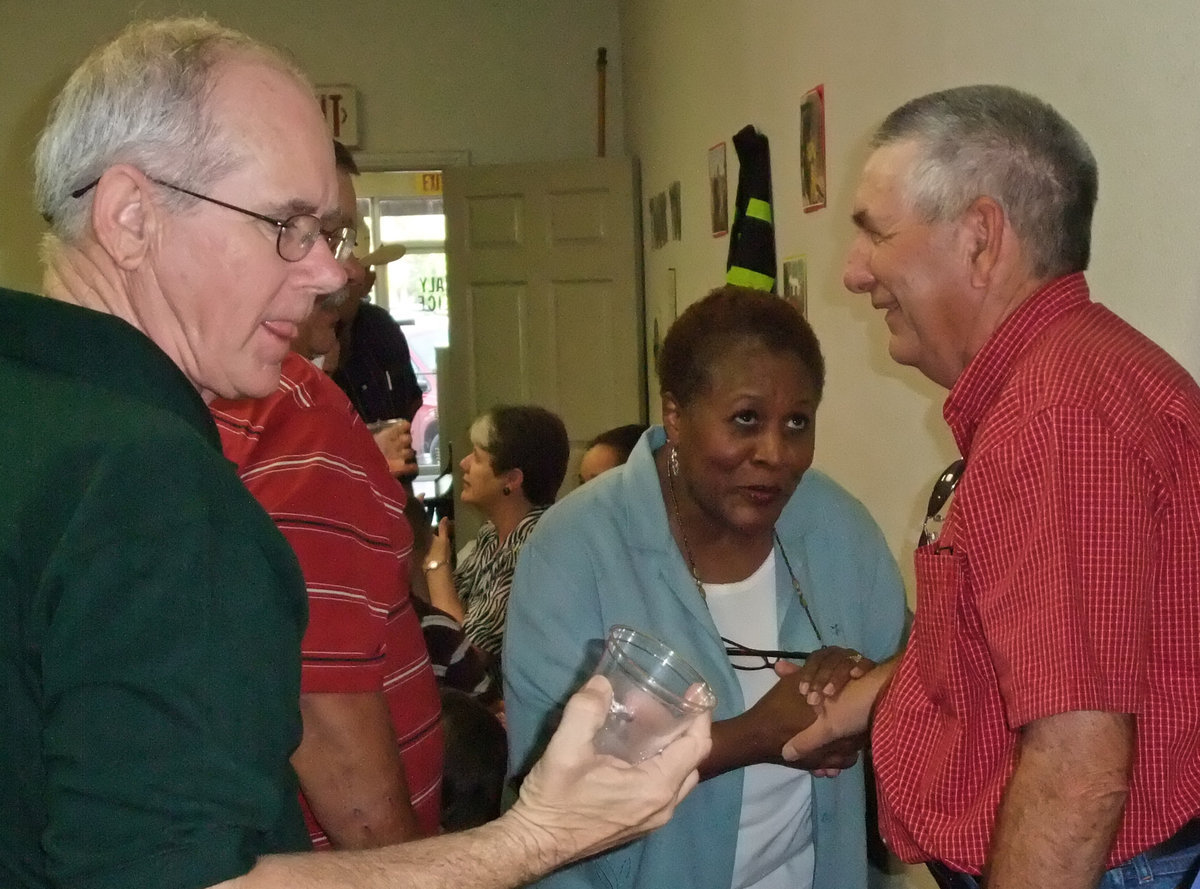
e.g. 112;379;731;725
773;646;893;768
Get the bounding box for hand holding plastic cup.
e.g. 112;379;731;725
592;625;717;763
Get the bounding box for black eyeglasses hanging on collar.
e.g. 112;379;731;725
919;459;965;547
715;539;826;671
722;637;813;671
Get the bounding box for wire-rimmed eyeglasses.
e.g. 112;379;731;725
70;177;356;264
919;459;965;547
722;636;812;671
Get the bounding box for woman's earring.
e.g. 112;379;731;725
668;445;680;478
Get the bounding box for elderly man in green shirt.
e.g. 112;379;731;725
0;17;708;889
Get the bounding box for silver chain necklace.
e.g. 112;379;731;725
665;445;825;646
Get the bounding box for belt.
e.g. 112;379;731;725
928;818;1200;888
925;861;979;889
1147;819;1200;858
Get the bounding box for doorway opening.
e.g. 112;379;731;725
353;168;448;505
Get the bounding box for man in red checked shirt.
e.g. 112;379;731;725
786;85;1200;889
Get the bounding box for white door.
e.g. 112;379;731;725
442;156;644;527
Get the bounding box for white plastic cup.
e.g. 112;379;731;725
592;625;717;763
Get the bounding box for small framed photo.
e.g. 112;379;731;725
782;256;808;318
649;191;669;249
708;142;729;237
800;85;827;213
668;180;682;241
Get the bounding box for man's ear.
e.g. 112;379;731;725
961;195;1006;288
90;165;155;270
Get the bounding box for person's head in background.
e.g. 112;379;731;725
293;140;367;366
35;17;348;402
460;405;570;518
579;423;649;484
842;84;1096;389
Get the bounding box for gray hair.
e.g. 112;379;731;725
35;17;311;244
872;85;1098;279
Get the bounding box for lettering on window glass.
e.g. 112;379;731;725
416;276;446;312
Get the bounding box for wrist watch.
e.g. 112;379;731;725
422;559;447;573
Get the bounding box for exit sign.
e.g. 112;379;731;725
316;85;360;147
420;172;443;194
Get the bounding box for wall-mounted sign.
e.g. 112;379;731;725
419;172;443;195
316;85;360;147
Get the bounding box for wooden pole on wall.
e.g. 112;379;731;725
596;47;607;157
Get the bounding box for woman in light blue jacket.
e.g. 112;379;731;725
504;286;906;889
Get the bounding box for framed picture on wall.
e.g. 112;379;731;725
800;85;827;213
708;142;729;236
782;255;808;318
649;191;669;249
669;180;682;241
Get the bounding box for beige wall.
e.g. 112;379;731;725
0;0;622;290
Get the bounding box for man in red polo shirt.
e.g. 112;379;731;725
211;146;443;847
789;85;1200;889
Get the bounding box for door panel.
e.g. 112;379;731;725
468;283;529;408
553;280;627;435
548;187;609;242
467;195;523;248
